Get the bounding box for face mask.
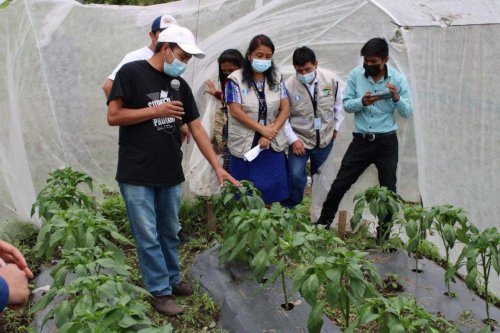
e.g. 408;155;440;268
163;50;187;77
363;63;382;77
297;71;316;85
251;58;272;73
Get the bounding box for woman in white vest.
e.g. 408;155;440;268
225;35;289;204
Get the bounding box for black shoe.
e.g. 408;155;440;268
315;216;332;227
178;229;190;243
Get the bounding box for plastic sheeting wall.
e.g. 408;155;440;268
0;0;498;244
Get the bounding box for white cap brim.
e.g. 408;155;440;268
178;42;205;59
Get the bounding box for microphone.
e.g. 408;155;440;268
170;79;181;101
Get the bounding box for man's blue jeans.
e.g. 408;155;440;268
119;182;182;296
282;140;333;208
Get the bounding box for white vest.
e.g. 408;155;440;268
286;68;337;149
227;69;287;158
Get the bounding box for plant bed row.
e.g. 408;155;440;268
213;182;498;333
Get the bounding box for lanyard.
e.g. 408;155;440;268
304;82;320;148
251;79;268;147
253;80;267;126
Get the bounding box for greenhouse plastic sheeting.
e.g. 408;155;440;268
1;0;499;290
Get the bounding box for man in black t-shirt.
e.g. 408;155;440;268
107;25;238;316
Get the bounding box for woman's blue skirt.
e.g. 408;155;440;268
230;149;288;205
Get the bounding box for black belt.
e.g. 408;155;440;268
353;130;396;142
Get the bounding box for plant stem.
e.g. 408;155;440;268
415;246;419;271
445;247;450;294
281;271;288;306
482;253;491;323
345;296;350;327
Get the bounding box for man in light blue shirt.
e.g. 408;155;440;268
317;38;413;242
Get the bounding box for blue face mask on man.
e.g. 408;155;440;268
163;49;187;77
297;70;316;85
251;58;272;73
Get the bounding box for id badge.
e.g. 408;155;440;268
314;117;321;130
259;119;266;126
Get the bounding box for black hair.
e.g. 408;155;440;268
154;42;178;54
360;38;389;59
292;46;316;66
242;34;277;87
218;49;244;91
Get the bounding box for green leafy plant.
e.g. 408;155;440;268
383;273;404;293
351;186;405;243
400;205;433;272
220;202;342;312
419;239;441;262
219;204;294;307
50;246;129;288
262;210;343;310
35;206;131;260
292;248;382;331
382;235;405;253
219;207;277;265
429;205;470;296
31;167;96;220
31;274;172;333
453;227;500;327
214;180;265;223
346;295;459;333
99;184;131;239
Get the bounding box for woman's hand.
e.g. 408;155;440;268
205;79;217;96
258;137;271;149
259;124;277;140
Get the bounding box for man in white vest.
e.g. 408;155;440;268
281;46;344;208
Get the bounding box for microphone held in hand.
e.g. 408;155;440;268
171;79;181;101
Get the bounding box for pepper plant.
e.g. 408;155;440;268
351;186;405;243
214;180;265;223
50;246;130;288
31;167;96;220
345;295;459;333
428;204;470;296
35;206;131;260
453;227;500;327
292;248;382;332
399;205;433;272
219;204;293;307
219;206;283;265
99;184;131;238
31;274;172;333
259;210;344;310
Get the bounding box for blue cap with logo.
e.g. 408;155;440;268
151;15;177;33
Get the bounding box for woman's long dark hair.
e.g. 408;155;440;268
242;34;277;87
218;49;244;93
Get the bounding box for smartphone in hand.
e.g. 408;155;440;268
371;91;392;100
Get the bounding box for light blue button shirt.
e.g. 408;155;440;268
343;65;412;134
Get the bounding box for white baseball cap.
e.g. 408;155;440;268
158;25;205;59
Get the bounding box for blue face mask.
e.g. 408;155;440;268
163;51;187;77
297;71;316;85
251;58;272;73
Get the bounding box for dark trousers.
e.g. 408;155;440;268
319;133;398;237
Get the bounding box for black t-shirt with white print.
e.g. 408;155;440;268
108;60;199;187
